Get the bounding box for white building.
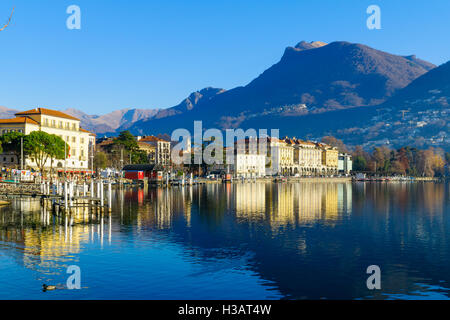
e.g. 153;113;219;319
136;136;171;166
0;108;95;172
338;153;353;174
233;153;266;178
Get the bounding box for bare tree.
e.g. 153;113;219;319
0;7;14;32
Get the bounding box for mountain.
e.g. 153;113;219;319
0;88;226;134
383;60;450;110
0;106;160;134
127;41;435;135
322;60;450;150
0;106;19;119
136;87;226;122
63;108;161;134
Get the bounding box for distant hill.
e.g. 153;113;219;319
0;88;226;135
64;108;161;134
327;60;450;150
383;60;450;111
0;106;19;119
127;41;435;135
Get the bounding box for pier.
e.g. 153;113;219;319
0;180;116;215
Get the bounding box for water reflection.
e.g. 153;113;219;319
0;182;449;299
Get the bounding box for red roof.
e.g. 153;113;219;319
0;117;39;125
15;108;80;121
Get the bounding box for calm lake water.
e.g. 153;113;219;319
0;182;449;300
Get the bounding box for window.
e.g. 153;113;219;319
72;137;76;143
81;138;85;144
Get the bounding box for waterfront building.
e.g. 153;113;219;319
266;137;295;176
136;136;171;166
233;153;266;178
0;108;95;172
319;144;339;175
338;153;353;174
137;141;157;163
286;138;324;176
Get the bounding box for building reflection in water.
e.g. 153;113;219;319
0;182;447;299
233;182;352;228
0;197;113;278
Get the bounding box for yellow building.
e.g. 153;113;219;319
287;138;324;176
267;137;294;176
320;144;339;175
0;108;95;171
137;136;171;166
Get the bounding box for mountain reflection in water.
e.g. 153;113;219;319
0;182;449;300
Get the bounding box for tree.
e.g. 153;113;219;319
391;148;410;176
47;135;68;174
114;131;139;152
94;151;108;171
112;131;148;166
132;150;148;164
321;136;348;153
24;131;68;174
417;148;438;177
0;7;14;32
353;156;367;172
0;131;25;161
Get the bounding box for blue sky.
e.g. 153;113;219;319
0;0;449;115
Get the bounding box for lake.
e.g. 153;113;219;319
0;181;449;300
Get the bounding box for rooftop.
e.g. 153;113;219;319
15;108;80;121
0;117;39;125
138;136;170;143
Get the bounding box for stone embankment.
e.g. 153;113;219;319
0;182;41;195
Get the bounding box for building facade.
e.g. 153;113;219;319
233;153;266;178
0;108;95;171
320;144;339;175
338;153;353;174
266;137;295;176
136;136;171;166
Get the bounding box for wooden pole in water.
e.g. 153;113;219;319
97;181;101;199
100;182;104;209
64;181;68;212
69;181;73;207
108;181;112;211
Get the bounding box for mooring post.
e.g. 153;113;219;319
108;181;112;211
100;182;104;208
64;181;68;212
69;181;74;207
97;180;101;199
